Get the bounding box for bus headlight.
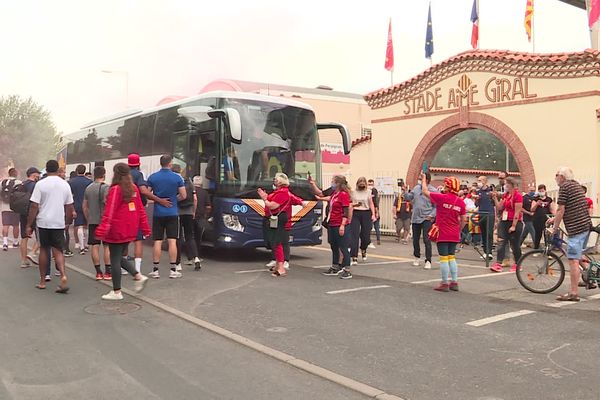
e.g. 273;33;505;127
312;216;322;232
222;214;244;232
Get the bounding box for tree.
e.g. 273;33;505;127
432;129;519;172
0;95;60;175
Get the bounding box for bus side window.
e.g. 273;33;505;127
138;115;155;155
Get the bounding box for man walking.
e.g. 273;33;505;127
172;165;202;271
82;166;111;280
404;172;436;269
18;167;41;268
552;167;591;302
1;168;22;250
147;155;186;279
368;179;381;247
474;175;495;260
26;160;74;292
520;183;537;247
69;164;92;255
393;186;412;244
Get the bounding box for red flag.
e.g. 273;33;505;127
590;0;600;27
384;18;394;71
524;0;534;42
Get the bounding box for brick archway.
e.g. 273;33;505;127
406;111;535;187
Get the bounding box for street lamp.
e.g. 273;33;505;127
101;69;129;108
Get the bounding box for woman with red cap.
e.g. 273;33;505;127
421;174;467;292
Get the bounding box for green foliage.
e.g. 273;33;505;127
432;129;519;172
0;95;60;175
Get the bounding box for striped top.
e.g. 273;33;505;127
557;180;591;236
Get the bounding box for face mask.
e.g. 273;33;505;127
477;182;483;188
331;184;337;191
539;191;546;197
358;184;366;190
272;185;277;190
529;190;535;195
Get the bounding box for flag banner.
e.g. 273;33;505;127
471;0;479;49
425;3;434;59
385;18;394;71
524;0;534;42
590;0;600;27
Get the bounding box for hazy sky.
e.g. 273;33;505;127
0;0;590;133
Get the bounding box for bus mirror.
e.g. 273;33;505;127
317;123;351;155
208;108;242;144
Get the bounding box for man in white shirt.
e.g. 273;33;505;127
26;160;74;293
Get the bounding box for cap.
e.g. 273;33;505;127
444;176;461;194
26;167;41;177
128;153;140;167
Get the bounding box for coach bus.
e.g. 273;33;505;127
61;91;350;248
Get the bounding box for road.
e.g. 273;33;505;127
1;236;600;400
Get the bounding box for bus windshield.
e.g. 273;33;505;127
217;98;320;199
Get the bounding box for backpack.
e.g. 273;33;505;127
178;178;195;208
1;179;17;203
9;184;31;215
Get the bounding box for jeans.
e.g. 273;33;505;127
412;220;433;262
108;242;137;291
519;220;536;246
373;218;381;242
350;210;372;257
176;214;198;264
497;221;523;263
328;225;350;268
533;218;547;249
479;213;494;255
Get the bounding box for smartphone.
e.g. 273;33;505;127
422;161;429;173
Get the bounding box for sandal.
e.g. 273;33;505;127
55;286;70;294
271;271;287;278
556;293;580;302
35;284;46;290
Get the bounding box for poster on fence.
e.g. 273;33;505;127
375;177;395;195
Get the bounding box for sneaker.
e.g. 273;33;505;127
361;250;367;261
449;282;459;291
322;267;342;276
95;272;103;281
79;249;86;255
134;275;149;293
351;258;358;266
283;261;290;270
101;290;123;301
148;270;160;279
175;264;182;272
368;243;376;249
2;244;8;251
412;258;420;267
266;260;277;268
20;260;31;268
480;253;493;260
194;258;202;271
434;282;450;292
44;275;51;282
64;250;74;257
169;270;182;279
121;268;129;275
490;263;504;273
509;264;518;273
26;254;39;265
54;270;61;277
424;261;432;270
12;241;19;248
339;270;353;279
103;272;112;280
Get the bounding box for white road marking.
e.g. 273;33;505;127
301;261;401;270
411;271;513;284
466;310;536;327
545;293;600;308
235;269;269;274
326;285;391;295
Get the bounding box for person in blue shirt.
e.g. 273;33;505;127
146;155;186;279
404;172;437;269
69;164;92;255
474;175;495;260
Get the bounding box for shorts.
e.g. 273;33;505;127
74;210;87;227
20;215;35;239
136;228;144;241
88;224;102;246
395;218;411;232
152;216;179;240
567;231;589;260
38;228;66;250
2;211;19;226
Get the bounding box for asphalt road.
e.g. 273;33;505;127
2;235;600;400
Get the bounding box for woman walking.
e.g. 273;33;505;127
421;174;467;292
319;175;353;279
490;177;524;273
350;177;376;265
95;163;151;300
258;173;292;277
532;184;554;249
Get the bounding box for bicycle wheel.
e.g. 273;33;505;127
516;249;565;294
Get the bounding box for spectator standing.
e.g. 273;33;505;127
349;177;377;265
1;168;22;250
404;173;437;269
18;167;41;268
26;160;74;293
69;164;92;255
95;163;151;300
582;185;594;217
473;175;494;260
192;176;210;270
147;155;186;279
172;164;202;271
393;188;412;244
520;183;537;247
368;179;381;246
82;166;111;280
490;177;524;273
552;167;592;302
532;184;554;249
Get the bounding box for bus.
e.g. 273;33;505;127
61;91;351;248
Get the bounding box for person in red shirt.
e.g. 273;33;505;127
258;173;292;277
490;177;524;273
95;163;152;300
582;185;594;217
421;174;467;292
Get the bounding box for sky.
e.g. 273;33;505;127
0;0;590;134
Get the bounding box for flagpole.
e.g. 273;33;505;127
391;69;394;87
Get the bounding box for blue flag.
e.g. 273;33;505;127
425;2;434;59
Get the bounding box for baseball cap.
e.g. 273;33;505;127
128;153;140;167
26;167;41;177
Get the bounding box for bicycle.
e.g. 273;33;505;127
516;225;600;294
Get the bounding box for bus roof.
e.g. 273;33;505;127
78;91;314;130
